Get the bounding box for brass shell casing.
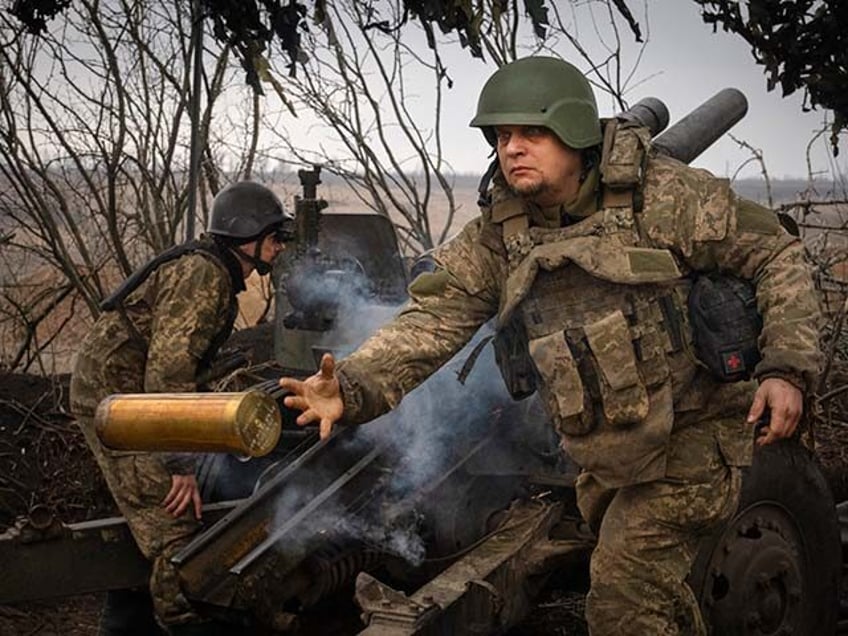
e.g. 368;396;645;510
95;390;281;457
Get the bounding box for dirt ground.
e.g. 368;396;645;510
0;372;111;635
0;595;103;636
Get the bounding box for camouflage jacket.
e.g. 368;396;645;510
70;238;244;472
336;150;821;486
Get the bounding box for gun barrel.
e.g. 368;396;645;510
617;96;670;137
652;88;748;165
95;390;281;457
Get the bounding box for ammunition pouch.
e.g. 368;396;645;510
493;317;537;400
688;275;762;382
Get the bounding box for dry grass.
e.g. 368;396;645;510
0;181;482;375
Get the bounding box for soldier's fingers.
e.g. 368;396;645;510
164;491;182;515
319;353;336;379
164;485;184;510
162;482;180;507
319;417;334;440
756;425;776;446
192;490;203;521
279;377;304;394
296;408;320;427
768;395;801;437
772;409;799;440
783;400;802;430
769;403;791;435
285;395;313;413
746;391;766;424
168;489;191;517
757;413;798;446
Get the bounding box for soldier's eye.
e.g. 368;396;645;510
525;126;545;138
496;129;511;145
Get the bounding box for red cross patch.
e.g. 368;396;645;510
722;350;745;374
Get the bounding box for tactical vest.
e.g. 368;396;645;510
101;237;241;375
491;121;699;488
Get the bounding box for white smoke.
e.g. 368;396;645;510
268;240;549;579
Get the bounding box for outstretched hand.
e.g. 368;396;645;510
747;377;804;446
280;353;344;440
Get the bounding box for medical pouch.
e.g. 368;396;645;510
687;275;762;382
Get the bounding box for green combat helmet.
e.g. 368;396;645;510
470;56;602;149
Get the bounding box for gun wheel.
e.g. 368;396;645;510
689;440;840;635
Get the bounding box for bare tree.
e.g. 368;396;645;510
0;0;261;372
255;0;460;254
256;0;643;254
0;0;645;370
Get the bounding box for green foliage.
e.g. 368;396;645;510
9;0;545;89
8;1;645;84
8;0;70;33
7;0;643;122
201;0;308;92
694;0;848;153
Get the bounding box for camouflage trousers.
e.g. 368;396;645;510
577;420;744;636
76;414;202;629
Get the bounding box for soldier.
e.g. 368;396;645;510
71;181;293;636
279;56;821;634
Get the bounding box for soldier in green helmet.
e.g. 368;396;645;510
71;181;293;636
280;57;821;634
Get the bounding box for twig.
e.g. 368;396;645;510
817;384;848;404
0;399;53;434
819;295;848;395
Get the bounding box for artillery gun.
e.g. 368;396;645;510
0;89;841;635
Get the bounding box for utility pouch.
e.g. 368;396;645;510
584;310;650;426
493;317;537;400
688;275;762;382
527;331;595;436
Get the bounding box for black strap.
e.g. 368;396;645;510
456;335;494;385
100;238;244;310
99;238;245;376
477;157;500;208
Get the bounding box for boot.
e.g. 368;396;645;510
99;588;166;636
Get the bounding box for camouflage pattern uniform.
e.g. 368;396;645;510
70;237;244;629
333;141;821;633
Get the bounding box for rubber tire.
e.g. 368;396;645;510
689;440;840;635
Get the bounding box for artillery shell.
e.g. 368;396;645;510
94;390;281;457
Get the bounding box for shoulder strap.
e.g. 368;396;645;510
599;119;651;213
100;239;218;311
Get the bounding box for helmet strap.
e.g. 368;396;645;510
476;157;500;208
231;237;272;276
579;146;600;184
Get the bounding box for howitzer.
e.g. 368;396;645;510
1;89;841;636
293;164;327;255
281;164;406;337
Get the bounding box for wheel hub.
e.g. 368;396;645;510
701;504;804;634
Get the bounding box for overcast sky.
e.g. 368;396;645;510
426;2;844;182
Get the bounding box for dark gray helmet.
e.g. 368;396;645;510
470;56;602;149
208;181;294;242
